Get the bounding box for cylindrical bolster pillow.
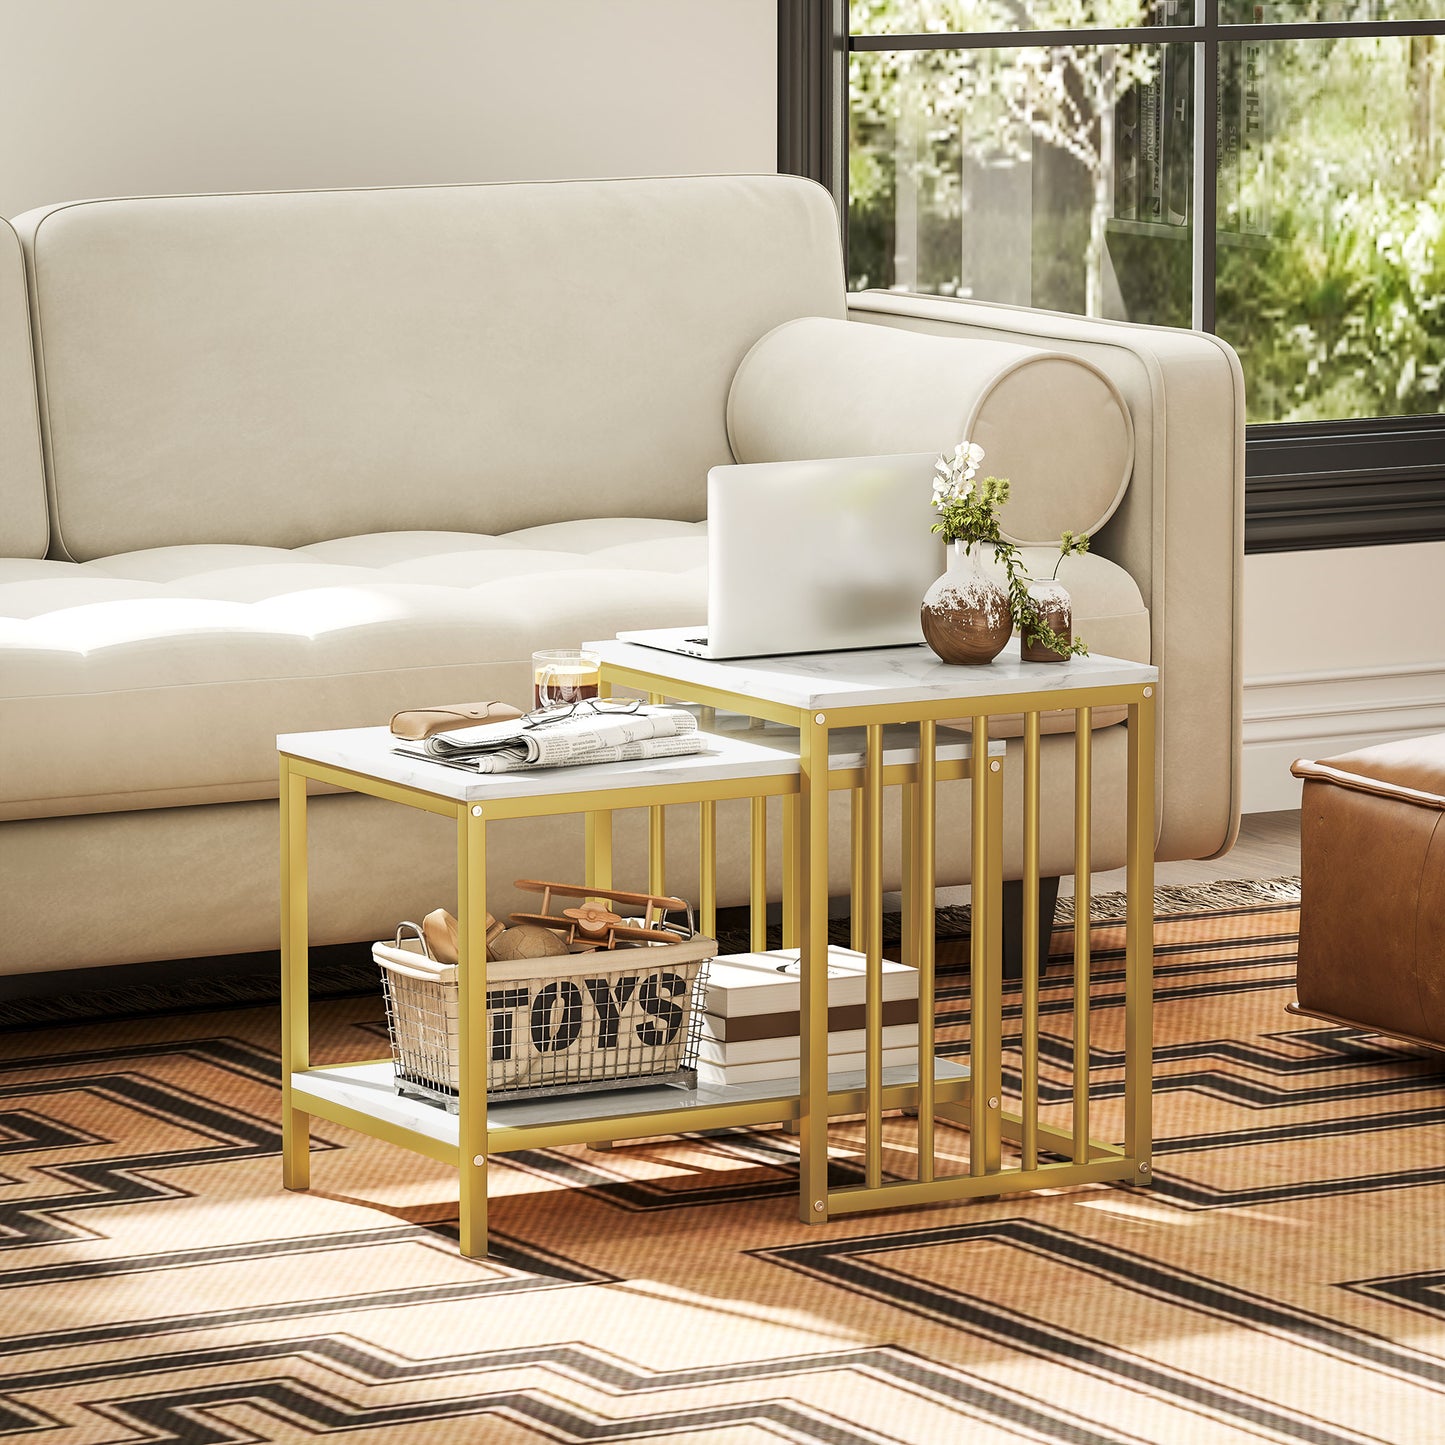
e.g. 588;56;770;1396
727;317;1134;545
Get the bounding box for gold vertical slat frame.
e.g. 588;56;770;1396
456;803;490;1257
863;723;885;1190
587;676;615;899
1126;686;1157;1182
782;794;800;949
1073;708;1093;1164
749;796;768;952
850;788;865;953
584;811;613;898
585;801;615;1154
915;719;937;1184
279;757;311;1191
1020;712;1043;1172
798;712;831;1223
982;750;1004;1174
968;713;991;1176
647;691;666;897
699;799;717;938
900;783;916;967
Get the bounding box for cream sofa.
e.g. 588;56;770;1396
0;175;1244;979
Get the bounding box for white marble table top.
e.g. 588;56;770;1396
277;714;1000;806
589;637;1157;713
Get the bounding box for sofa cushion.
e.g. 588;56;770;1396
0;520;707;820
0;524;1148;821
0;219;47;559
727;316;1133;545
12;176;845;562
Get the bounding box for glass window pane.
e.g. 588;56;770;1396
850;0;1194;37
848;42;1193;323
1220;0;1443;25
1215;36;1445;420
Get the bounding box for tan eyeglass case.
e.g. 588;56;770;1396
389;701;524;740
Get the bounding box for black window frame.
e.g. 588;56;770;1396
778;0;1445;554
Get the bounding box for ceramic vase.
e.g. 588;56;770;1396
920;540;1013;665
1020;579;1073;663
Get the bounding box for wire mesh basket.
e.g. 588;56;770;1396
374;922;714;1109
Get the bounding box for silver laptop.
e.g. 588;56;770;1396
618;452;943;659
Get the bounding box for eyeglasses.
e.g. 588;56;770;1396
522;696;642;729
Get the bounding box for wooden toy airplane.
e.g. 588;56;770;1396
509;879;696;951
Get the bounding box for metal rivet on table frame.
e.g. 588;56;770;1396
814;713;827;725
1143;686;1153;697
471;805;483;817
989;760;1001;772
813;1199;825;1212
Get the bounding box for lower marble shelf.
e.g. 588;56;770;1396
291;1056;973;1160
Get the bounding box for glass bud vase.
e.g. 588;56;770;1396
920;540;1013;665
1020;580;1073;663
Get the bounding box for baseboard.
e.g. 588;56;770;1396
1242;661;1445;812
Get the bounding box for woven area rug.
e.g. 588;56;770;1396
6;878;1445;1443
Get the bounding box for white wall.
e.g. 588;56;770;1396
1242;540;1445;812
0;0;776;218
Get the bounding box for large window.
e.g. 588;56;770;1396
785;1;1445;548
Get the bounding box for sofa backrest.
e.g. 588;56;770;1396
0;218;47;559
13;176;845;561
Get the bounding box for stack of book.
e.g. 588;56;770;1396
697;947;920;1089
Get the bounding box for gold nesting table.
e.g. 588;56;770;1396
278;640;1157;1255
589;639;1158;1224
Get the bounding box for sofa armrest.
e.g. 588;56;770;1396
846;291;1246;863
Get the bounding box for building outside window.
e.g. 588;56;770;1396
834;0;1444;544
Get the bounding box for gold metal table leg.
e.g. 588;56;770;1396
900;782;916;967
1021;712;1042;1172
863;724;885;1190
457;805;490;1258
798;712;831;1222
586;651;615;900
850;787;865;954
750;796;768;952
982;747;1004;1173
782;794;800;949
1126;688;1157;1183
280;758;311;1191
968;716;995;1175
915;720;937;1183
699;799;718;940
647;692;666;896
584;809;613;897
1073;710;1093;1165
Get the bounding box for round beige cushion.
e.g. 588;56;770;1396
727;317;1134;545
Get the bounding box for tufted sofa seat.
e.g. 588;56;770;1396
0;522;707;819
0;522;1155;821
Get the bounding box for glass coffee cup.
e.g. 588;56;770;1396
531;649;601;710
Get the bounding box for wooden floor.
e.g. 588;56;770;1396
1065;808;1302;898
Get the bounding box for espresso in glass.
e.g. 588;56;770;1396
531;649;601;710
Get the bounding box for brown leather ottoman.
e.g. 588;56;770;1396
1290;735;1445;1048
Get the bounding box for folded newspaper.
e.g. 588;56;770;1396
394;705;703;774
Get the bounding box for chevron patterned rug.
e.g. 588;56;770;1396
5;881;1445;1444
